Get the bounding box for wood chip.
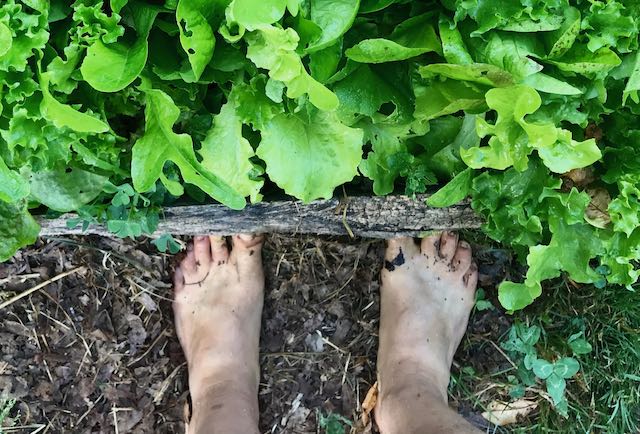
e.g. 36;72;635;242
361;381;378;426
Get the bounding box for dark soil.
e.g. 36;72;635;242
0;234;513;433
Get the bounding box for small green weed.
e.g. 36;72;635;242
316;410;353;434
455;280;640;433
0;397;17;432
474;288;495;312
501;322;585;416
152;233;183;254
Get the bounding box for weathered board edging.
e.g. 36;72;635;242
38;195;482;239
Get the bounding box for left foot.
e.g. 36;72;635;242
172;234;264;402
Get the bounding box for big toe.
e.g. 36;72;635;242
181;244;197;274
385;237;419;265
231;234;264;271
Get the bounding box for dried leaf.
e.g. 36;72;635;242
135;292;158;312
361;381;378;426
585;187;611;229
563;167;595;187
481;399;537;426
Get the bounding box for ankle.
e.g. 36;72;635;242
189;379;260;434
378;355;450;399
375;379;450;434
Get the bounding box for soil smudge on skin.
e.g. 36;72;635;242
384;248;405;272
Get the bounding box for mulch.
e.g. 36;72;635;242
0;234;513;433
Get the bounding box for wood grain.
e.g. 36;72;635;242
38;195;482;239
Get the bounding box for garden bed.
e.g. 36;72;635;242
0;233;511;434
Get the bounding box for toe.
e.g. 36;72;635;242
451;241;472;274
463;262;478;290
231;234;264;270
209;236;229;264
438;231;458;262
181;244;197;274
385;237;419;264
193;236;212;268
420;233;442;258
173;267;185;293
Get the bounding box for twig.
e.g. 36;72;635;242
481;337;518;370
153;362;186;404
0;273;41;285
0;267;85;310
76;395;104;426
319;331;347;354
127;330;169;367
341;353;351;385
339;186;355;238
112;406;119;434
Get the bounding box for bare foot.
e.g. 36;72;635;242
375;232;478;433
173;234;264;433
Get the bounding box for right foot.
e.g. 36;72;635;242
375;232;478;428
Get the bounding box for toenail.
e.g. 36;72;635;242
238;234;255;241
459;241;470;249
195;235;206;241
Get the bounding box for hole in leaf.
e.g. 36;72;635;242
188;48;196;55
379;102;396;116
65;168;73;174
180;19;193;37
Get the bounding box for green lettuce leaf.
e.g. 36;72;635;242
200;101;264;202
0;200;39;262
461;85;600;173
453;0;566;36
176;0;220;80
346;13;441;63
359;121;413;195
0;157;28;203
39;73;109;134
582;0;638;53
414;79;487;121
426;168;474;208
81;37;148;92
438;16;473;65
131;88;245;209
461;85;556;171
0;0;49;72
334;64;413;122
305;0;359;53
227;0;287;31
246;26;338;111
29;167;108;212
549;45;622;76
257;110;363;202
608;176;640;237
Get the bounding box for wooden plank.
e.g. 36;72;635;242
38;195;482;239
